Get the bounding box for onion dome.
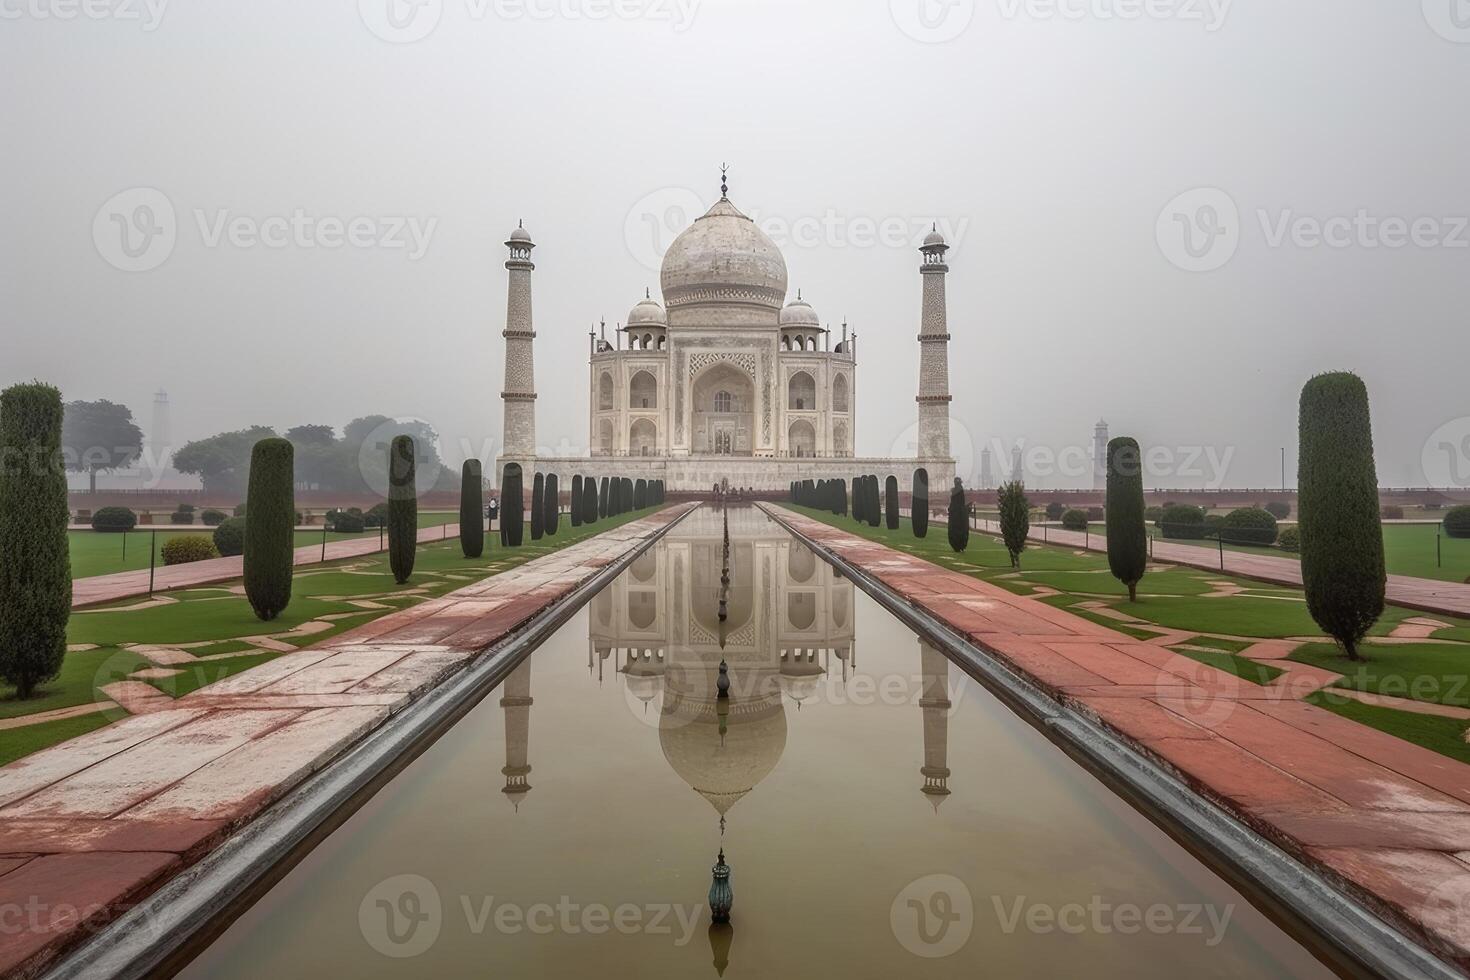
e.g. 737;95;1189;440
660;197;788;313
779;291;821;329
628;288;668;329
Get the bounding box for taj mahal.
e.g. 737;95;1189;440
497;173;957;492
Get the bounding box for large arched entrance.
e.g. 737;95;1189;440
691;363;756;456
788;419;816;458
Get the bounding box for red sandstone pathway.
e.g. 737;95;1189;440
770;504;1470;972
977;518;1470;618
71;522;470;609
0;504;696;979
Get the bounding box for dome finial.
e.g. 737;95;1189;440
720;163;729;199
646;286;651;299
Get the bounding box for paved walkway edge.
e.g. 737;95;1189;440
762;503;1462;980
36;505;699;980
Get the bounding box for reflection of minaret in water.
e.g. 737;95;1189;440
500;659;534;811
919;642;952;810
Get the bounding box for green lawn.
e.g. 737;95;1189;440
1169;645;1284;685
66;512;459;579
1291;641;1470;708
1306;690;1470;765
2;507;663;762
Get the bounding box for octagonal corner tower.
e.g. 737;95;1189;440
659;196;788;330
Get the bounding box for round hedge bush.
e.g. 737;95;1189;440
201;509;227;526
91;506;136;532
1144;506;1163;524
1220;507;1278;546
1279;526;1301;553
213;517;246;557
1381;504;1404;520
1045;502;1066;521
1159;504;1207;539
161;535;220;566
327;508;366;533
1446;506;1470;539
1265;501;1292;520
1061;509;1089;531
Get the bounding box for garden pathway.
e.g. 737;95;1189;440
0;504;697;979
71;522;471;609
769;504;1470;973
975;519;1470;618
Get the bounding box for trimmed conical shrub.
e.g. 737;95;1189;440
0;382;71;698
544;473;560;536
460;459;484;559
583;474;598;525
501;463;524;547
531;473;545;541
948;478;970;552
1299;372;1385;660
570;474;583;528
598;477;609;518
912;468;929;538
387;436;417;584
1105;437;1146;601
885;475;900;530
244;437;296;618
867;475;881;529
635;478;647;509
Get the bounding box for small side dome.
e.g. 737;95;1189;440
510;222;532;243
628;289;668;329
779;291;820;328
923;227;946;247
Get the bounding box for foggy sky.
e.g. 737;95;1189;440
4;0;1468;490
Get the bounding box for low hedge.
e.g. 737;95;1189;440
161;535;220;566
1381;505;1404;520
201;509;227;526
213;517;246;557
1061;509;1089;532
1220;507;1278;546
169;510;194;525
327;508;366;533
1279;526;1301;553
1265;501;1292;520
1045;502;1066;521
1446;506;1470;539
91;506;136;532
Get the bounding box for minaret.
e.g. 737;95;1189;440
918;641;952;810
916;228;953;461
149;389;172;472
979;448;994;490
500;221;537;479
500;659;534;810
1092;419;1110;491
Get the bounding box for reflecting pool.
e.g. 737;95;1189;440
181;507;1334;978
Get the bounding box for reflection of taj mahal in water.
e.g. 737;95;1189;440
498;508;954;822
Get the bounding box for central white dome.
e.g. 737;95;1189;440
659;197;788;313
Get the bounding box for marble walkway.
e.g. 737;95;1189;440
0;504;696;979
976;518;1470;618
71;522;468;609
770;504;1470;973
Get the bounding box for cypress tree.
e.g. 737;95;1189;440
501;463;524;547
1299;372;1385;661
1105;437;1147;601
868;476;881;529
243;437;296;618
583;474;598;524
885;475;900;530
460;459;485;559
0;382;71;699
598;476;609;519
387;435;417;584
531;473;545;541
998;480;1030;568
911;468;929;538
570;474;583;528
948;478;970;552
544;473;560;536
